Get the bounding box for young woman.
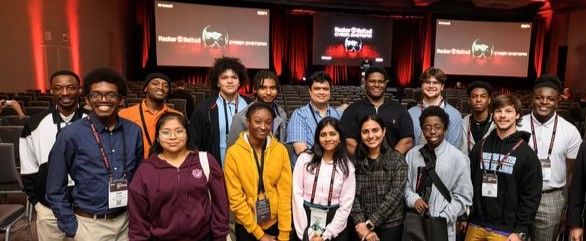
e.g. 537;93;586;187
350;114;408;241
129;112;229;241
292;117;355;241
224;102;292;241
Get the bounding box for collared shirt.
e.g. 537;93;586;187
216;94;248;165
46;113;143;235
286;103;341;148
408;103;463;147
118;99;181;158
519;112;582;190
341;97;413;148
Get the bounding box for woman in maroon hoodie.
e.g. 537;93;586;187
129;112;229;241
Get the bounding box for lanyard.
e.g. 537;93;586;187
253;139;267;196
138;103;153;146
419;98;446;112
530;115;558;159
479;137;523;172
309;104;327;126
309;161;337;207
86;116;128;179
467;115;492;152
221;95;239;136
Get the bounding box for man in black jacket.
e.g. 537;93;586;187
188;57;250;166
567;141;586;241
466;94;542;241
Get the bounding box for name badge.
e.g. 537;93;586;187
255;198;271;224
482;173;498;198
540;159;551;181
108;179;128;209
309;207;328;236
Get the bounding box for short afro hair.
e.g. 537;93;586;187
419;106;450;129
467;81;493;96
82;67;128;96
50;70;81;84
365;66;389;81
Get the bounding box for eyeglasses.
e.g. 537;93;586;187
159;129;186;138
422;125;444;133
52;84;79;93
88;92;120;101
423;80;442;86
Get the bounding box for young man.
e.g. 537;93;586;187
46;67;144;240
226;70;287;148
188;57;250;166
341;66;413;155
518;74;582;241
119;73;181;158
405;106;473;241
461;81;496;154
408;67;462;148
286;71;341;161
20;70;87;241
466;94;542;241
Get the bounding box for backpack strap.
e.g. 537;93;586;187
198;151;211;201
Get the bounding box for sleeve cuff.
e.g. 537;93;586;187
278;231;290;241
252;226;265;240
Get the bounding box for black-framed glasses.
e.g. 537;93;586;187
88;92;120;101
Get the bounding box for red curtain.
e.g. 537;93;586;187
392;17;426;87
136;0;152;69
271;7;285;76
532;15;550;76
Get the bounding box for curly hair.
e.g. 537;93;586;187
82;67;127;96
207;57;249;94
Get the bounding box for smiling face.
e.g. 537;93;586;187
51;74;80;110
493;105;520;133
532;87;559;120
319;124;340;153
365;72;387;101
422;76;444;100
218;69;240;96
144;78;169;102
309;81;331;106
157;118;188;154
256;78;278;104
86;81;122;120
247;108;273;143
422;116;446;149
360;119;386;151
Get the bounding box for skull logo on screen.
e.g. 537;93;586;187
471;39;494;58
202;25;229;48
345;37;362;52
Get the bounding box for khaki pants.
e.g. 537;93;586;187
35;203;68;241
74;211;128;241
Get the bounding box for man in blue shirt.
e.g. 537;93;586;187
286;71;341;164
408;67;462;147
46;67;144;240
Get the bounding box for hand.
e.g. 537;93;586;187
570;227;583;241
414;199;429;214
457;221;467;233
560;212;567;232
259;234;277;241
355;223;370;240
310;234;324;241
365;231;380;241
506;233;522;241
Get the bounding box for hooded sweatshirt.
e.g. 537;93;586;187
468;130;542;234
128;151;229;241
224;132;292;241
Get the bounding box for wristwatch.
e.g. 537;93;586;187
516;232;527;241
365;220;375;231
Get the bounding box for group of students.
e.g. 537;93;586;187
14;55;586;241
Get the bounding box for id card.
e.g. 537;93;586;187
481;173;498;197
255;198;271;224
108;179;128;209
309;207;328;235
540;159;551;181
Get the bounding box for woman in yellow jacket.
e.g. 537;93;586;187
224;102;292;241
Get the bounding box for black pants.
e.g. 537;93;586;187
235;222;279;241
347;224;403;241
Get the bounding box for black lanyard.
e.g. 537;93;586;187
138;103;153;146
86;116;128;180
530;115;558;159
467;115;492;152
479;137;523;172
309;104;327;126
221;95;239;136
253;139;267;196
309;161;337;207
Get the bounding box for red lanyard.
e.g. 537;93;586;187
86;116;127;179
467;115;492;152
310;161;337;207
480;137;523;172
530;115;558;159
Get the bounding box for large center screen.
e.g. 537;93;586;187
154;1;270;68
313;13;393;67
433;19;532;77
